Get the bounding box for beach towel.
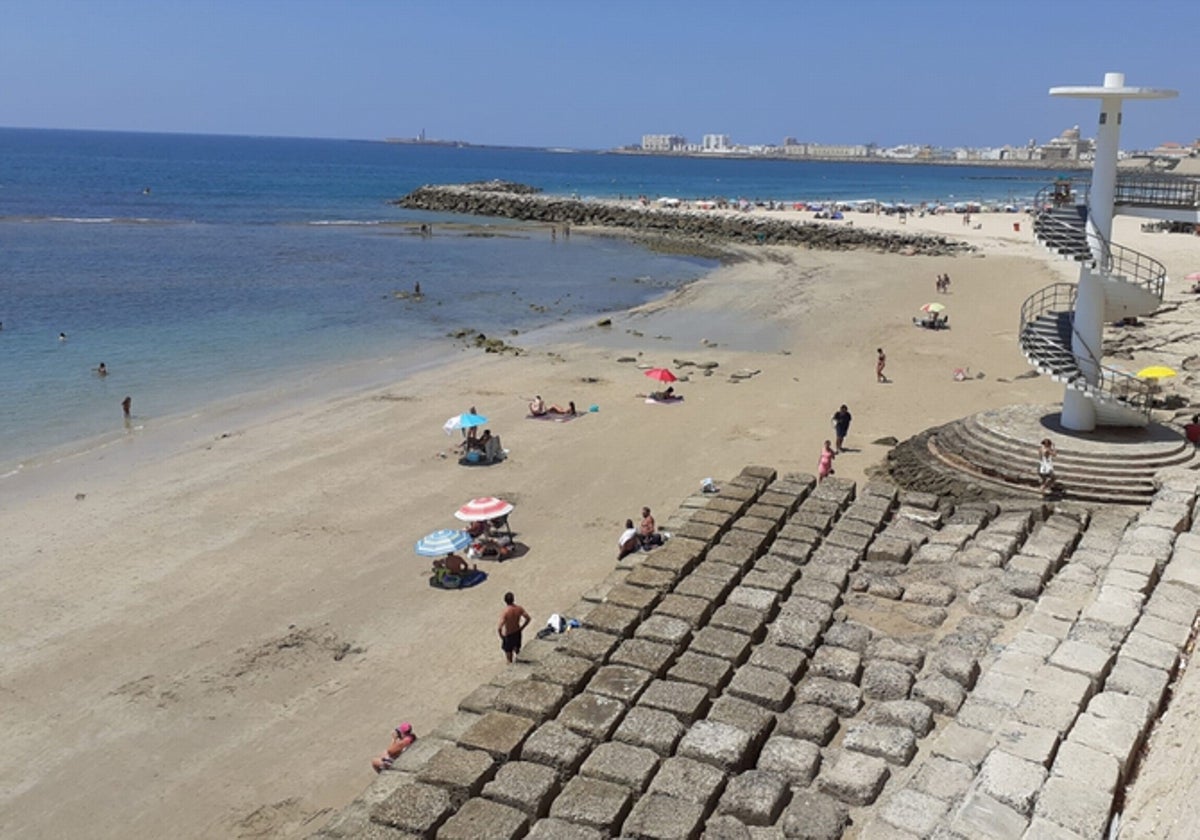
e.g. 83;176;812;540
645;396;684;405
526;412;583;423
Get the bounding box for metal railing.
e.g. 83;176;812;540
1032;181;1168;300
1019;282;1154;419
1114;174;1200;210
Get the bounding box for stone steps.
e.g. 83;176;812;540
315;466;1200;840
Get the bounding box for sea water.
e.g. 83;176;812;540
0;128;1054;470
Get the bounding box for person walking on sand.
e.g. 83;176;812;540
1038;438;1057;496
498;591;531;664
876;348;887;383
832;405;852;453
818;440;836;482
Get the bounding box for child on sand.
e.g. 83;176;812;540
876;348;887;383
818;440;836;482
371;723;416;772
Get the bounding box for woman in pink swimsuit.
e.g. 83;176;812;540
817;440;836;482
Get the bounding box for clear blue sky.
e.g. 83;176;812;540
2;0;1196;150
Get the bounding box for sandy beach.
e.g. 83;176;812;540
3;208;1198;838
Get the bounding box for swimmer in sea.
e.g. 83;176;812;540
59;332;68;341
95;362;108;377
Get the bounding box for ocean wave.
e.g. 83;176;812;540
307;219;384;226
0;215;183;226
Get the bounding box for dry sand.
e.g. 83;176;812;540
1;209;1197;838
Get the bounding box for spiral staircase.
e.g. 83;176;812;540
1021;177;1178;426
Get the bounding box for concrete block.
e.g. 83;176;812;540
717;770;790;826
978;750;1047;816
677;719;755;772
951;790;1030;840
1086;690;1153;729
579;741;660;791
556;692;627;741
673;573;731;604
1120;631;1180;672
482;761;559;817
559;628;620;663
844;722;918;766
747;643;807;680
912;673;966;714
1032;776;1114;839
818;749;890;806
549;776;633;833
878;788;952;837
1050;741;1119;796
726;665;794;711
710;603;768;639
861;659;915;701
930;721;992;770
974;671;1030;709
776;702;839;745
638;678;710;724
415;745;497;804
620;794;705;840
609;638;677;677
1104;656;1170;707
706;695;776;748
646;756;727;809
911;755;974;802
370;782;454;838
927;647;980;689
667;651;734;696
702;815;752;840
689;626;753;664
634;614;693;647
1067;711;1142;781
778;790;848;840
492;681;568;725
810;646;862;683
654;593;714;628
864;700;933;737
437;797;528;840
1022;817;1090;839
524;818;604;840
1015;691;1081;735
956;697;1008;733
612;705;685;756
457;712;535;760
868;637;925;669
993;720;1059;767
766;613;823;652
513;721;589;778
531;654;597;693
794;676;862;717
583;602;642;638
757;735;821;786
586;664;653;704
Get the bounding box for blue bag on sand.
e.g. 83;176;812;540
589;405;599;412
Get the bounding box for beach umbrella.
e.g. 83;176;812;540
454;497;515;522
443;412;489;435
1136;366;1176;380
1186;272;1200;282
643;368;678;384
415;528;472;557
920;302;947;314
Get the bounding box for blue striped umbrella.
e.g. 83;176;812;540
415;528;472;557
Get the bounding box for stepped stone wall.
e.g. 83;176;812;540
395;185;971;256
315;466;1200;839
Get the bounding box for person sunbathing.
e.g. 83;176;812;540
649;386;676;401
372;723;416;772
545;400;576;415
529;396;547;416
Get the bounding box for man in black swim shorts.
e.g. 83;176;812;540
497;591;531;664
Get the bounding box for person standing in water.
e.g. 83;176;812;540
121;396;132;420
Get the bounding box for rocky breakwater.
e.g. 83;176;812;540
395;184;972;256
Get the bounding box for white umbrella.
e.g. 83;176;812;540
454;497;515;522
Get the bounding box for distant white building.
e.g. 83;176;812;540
641;134;687;152
702;134;731;151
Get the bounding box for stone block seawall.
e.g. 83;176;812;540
314;466;1200;839
395;185;971;256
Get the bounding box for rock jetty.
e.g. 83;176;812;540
395;185;971;256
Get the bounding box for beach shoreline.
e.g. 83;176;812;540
3;208;1197;839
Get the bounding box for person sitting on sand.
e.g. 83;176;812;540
465;429;491;453
649;386;676;402
433;552;472;576
617;519;639;560
1186;415;1200;445
372;723;416;772
529;395;547;416
638;506;664;549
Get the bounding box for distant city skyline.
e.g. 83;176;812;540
2;0;1197;151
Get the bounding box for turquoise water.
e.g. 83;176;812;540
0;128;1055;468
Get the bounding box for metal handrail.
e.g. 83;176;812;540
1114;174;1200;210
1032;181;1168;300
1018;282;1154;418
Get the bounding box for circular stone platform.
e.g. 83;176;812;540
885;404;1200;505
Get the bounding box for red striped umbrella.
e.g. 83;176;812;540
643;368;677;383
454;497;515;522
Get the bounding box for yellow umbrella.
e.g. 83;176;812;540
1136;366;1176;380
